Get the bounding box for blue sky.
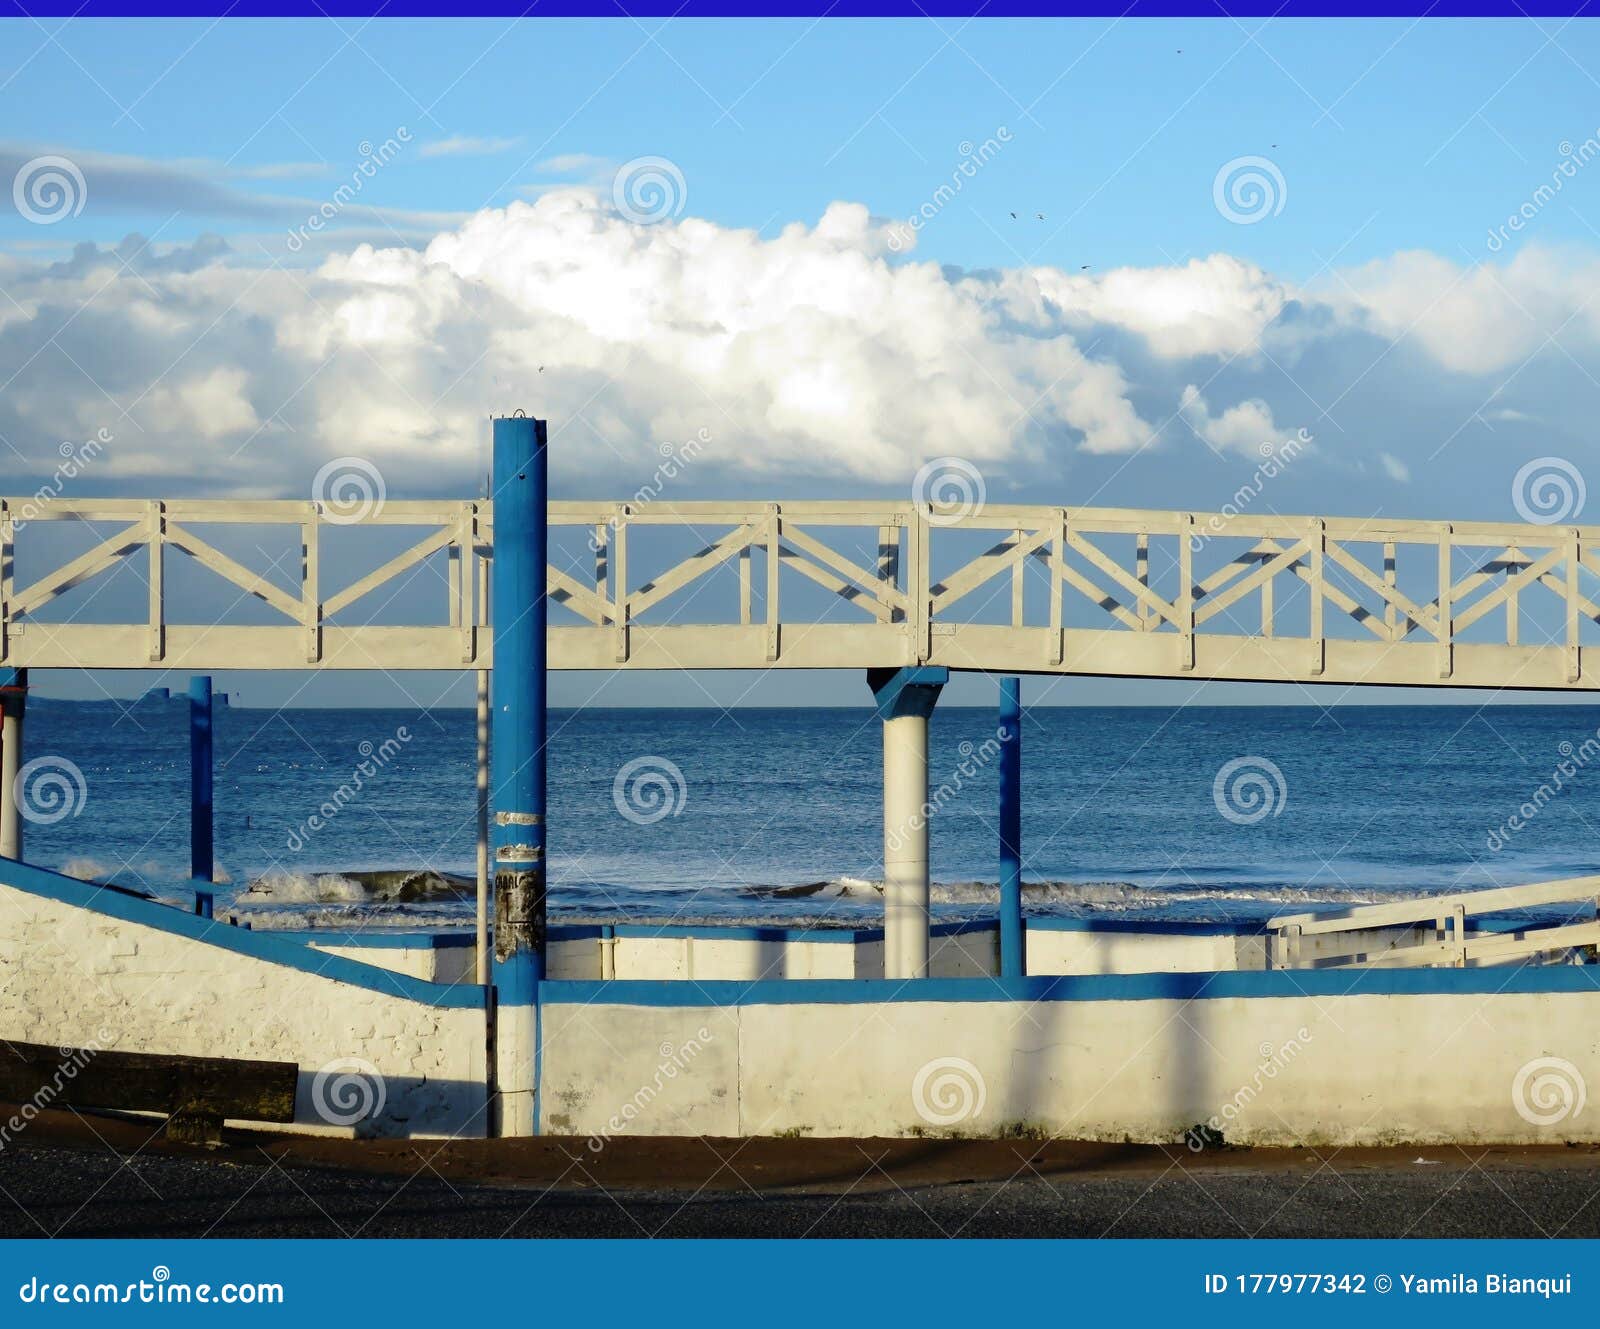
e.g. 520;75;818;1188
7;19;1600;271
4;16;1600;708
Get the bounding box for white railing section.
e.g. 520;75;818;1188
1267;874;1600;969
1;497;1597;683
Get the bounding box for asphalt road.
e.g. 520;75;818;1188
5;1132;1600;1238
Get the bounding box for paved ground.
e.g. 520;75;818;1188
4;1111;1600;1238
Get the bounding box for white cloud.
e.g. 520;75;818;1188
3;182;1599;512
1379;452;1411;483
418;135;522;159
1179;385;1305;458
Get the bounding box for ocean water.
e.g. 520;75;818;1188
14;699;1600;930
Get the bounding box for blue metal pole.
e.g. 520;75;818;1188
189;675;214;918
490;414;547;1137
998;676;1024;978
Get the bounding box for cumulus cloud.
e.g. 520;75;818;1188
0;182;1596;516
1178;385;1305;458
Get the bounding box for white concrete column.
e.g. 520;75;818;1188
868;666;947;980
883;710;931;978
0;669;24;862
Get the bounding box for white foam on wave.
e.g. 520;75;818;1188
238;870;366;905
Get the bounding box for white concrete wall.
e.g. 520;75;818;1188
310;924;1271;985
1027;927;1267;975
539;988;1600;1145
1;891;487;1138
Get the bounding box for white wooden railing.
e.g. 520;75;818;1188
1;497;1597;685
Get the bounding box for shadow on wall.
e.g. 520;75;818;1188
291;1066;489;1140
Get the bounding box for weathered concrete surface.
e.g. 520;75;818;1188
0;889;487;1138
540;990;1600;1146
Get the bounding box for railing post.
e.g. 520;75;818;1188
490;414;548;1138
998;676;1024;979
0;667;25;861
189;675;214;918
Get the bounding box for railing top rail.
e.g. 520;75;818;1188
1;497;1595;544
1268;874;1600;936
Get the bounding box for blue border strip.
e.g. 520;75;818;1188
541;963;1600;1006
10;3;1594;14
0;858;484;1009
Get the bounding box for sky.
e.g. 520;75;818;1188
4;15;1600;708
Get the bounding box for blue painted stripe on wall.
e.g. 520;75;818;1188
0;858;484;1009
539;963;1600;1007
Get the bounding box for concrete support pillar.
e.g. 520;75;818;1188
868;666;948;979
490;414;548;1138
0;668;26;862
998;676;1024;978
189;675;214;918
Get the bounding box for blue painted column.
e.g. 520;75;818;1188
868;666;948;979
998;676;1024;978
0;667;25;861
189;675;214;918
490;414;547;1137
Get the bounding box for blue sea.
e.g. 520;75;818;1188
14;699;1600;930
